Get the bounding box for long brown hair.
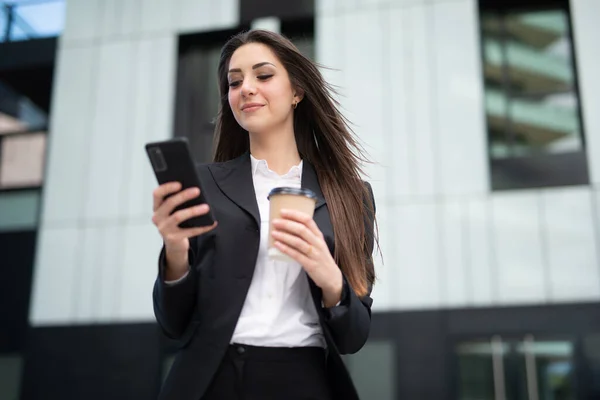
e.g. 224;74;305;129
213;30;377;297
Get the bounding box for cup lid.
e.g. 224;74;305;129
267;187;317;200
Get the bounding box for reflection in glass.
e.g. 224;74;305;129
0;189;40;232
1;0;66;42
456;339;506;400
0;132;46;188
344;341;396;400
455;336;575;400
0;82;48;134
481;9;583;159
0;355;22;400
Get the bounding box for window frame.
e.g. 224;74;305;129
478;0;590;191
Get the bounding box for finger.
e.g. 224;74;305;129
271;230;313;256
153;182;181;211
279;209;323;238
274;240;313;268
158;219;217;242
180;221;218;238
157;187;201;219
272;217;319;247
167;204;210;229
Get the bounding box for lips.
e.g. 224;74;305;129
241;103;264;112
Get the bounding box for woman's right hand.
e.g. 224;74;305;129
152;182;217;276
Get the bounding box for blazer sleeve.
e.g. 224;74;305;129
321;182;376;354
152;230;215;340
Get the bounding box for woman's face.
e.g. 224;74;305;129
227;42;300;135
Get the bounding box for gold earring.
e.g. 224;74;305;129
292;101;298;109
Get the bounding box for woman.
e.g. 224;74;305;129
152;29;378;400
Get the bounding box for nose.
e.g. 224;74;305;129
240;78;256;97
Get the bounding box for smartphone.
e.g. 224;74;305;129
145;137;215;228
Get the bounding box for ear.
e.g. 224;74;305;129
293;87;305;104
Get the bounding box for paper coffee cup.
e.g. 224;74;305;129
267;187;317;262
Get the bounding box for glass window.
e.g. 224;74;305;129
480;4;588;190
455;335;575;400
0;355;22;400
0;0;65;42
344;340;396;400
0;189;40;231
0;132;46;188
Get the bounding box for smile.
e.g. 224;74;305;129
241;104;264;113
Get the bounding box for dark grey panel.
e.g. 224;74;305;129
491;151;590;191
0;230;36;354
239;0;314;23
20;324;162;400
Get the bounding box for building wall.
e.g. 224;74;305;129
29;0;238;326
317;0;600;311
30;0;600;327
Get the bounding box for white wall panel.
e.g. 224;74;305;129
344;9;393;198
74;226;104;322
98;225;125;320
177;0;238;34
407;5;437;196
126;39;156;220
390;203;442;308
98;0;121;39
84;40;135;221
176;0;212;33
543;188;600;301
342;10;387;198
492;192;547;304
62;0;102;42
571;0;600;184
336;0;360;13
213;0;239;31
42;46;96;226
466;198;494;305
370;205;392;310
317;0;337;15
117;223;163;320
29;227;80;325
120;0;142;37
140;0;174;35
126;36;176;220
388;7;413;198
432;0;488;196
315;15;345;107
441;200;468;306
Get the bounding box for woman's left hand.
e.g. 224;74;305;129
271;209;343;307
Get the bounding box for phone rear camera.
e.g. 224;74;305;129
148;147;167;172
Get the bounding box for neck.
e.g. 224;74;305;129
249;126;301;175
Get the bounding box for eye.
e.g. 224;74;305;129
228;80;241;88
257;74;273;81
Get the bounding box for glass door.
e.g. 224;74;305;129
455;335;575;400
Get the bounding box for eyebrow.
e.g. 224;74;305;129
228;62;276;74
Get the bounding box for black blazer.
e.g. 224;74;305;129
153;152;376;400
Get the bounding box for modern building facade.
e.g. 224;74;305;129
1;0;600;398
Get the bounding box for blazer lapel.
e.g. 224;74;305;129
301;160;326;210
207;152;261;229
207;154;326;229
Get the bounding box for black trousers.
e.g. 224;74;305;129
202;343;333;400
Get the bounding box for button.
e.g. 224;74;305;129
236;345;246;355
